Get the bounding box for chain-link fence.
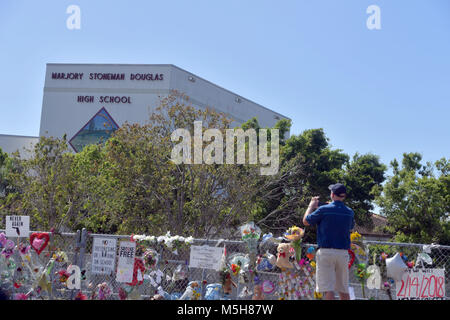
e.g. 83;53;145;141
1;229;449;300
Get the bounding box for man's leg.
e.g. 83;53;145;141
335;250;351;300
316;249;336;299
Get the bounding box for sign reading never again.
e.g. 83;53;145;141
5;215;30;237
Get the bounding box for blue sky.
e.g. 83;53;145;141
0;0;449;169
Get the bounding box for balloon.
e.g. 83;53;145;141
366;265;381;290
386;252;407;281
262;280;275;294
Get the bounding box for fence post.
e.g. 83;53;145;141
78;228;87;270
200;239;207;300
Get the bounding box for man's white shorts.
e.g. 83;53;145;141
315;248;350;293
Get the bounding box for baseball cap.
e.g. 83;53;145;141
328;183;347;196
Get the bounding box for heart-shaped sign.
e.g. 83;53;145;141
348;249;355;269
30;233;50;255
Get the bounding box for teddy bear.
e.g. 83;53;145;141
276;242;294;270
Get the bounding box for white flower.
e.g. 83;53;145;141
165;240;173;249
185;236;194;244
157;236;166;243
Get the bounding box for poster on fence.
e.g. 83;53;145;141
396;268;445;300
116;241;136;283
5;215;29;237
91;237;117;275
189;245;224;271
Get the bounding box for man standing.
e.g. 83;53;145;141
302;183;355;300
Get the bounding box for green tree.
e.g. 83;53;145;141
254;126;386;242
73;92;263;237
342;153;386;228
375;153;450;244
0;147;10;197
6;136;80;231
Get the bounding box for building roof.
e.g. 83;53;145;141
355;213;392;238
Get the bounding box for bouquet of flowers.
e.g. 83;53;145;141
239;222;261;254
354;263;371;298
284;226;304;261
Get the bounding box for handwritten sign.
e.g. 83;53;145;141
189;245;224;271
116;241;136;283
91;237;117;275
5;216;30;237
396;268;445;300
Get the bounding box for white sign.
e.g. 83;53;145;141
396;268;445;300
5;216;30;237
116;241;136;283
91;237;117;275
189;245;224;271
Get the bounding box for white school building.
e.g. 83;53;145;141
0;64;289;156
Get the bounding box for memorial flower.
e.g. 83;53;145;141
350;231;362;242
354;263;372;298
284;226;304;261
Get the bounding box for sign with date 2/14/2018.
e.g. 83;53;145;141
396;268;445;300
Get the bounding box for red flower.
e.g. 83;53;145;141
75;291;87;300
118;287;128;300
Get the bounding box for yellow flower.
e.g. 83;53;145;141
350;232;361;242
310;261;316;268
314;291;323;299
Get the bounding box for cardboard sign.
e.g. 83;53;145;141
396;268;445;300
91;237;117;275
5;216;30;237
189;245;224;271
116;241;136;283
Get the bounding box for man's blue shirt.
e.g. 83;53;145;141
305;200;355;250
